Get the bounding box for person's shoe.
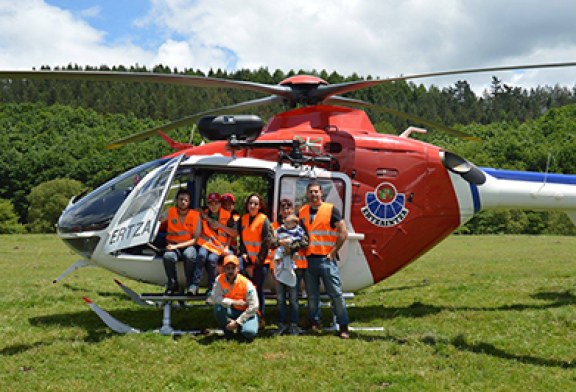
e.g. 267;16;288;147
309;323;321;334
164;282;178;295
164;287;177;295
186;285;198;295
339;325;350;340
273;324;287;336
288;324;301;335
204;290;213;304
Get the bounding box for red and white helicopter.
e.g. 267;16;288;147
2;63;575;334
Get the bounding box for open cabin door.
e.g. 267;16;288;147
276;169;358;265
103;155;185;254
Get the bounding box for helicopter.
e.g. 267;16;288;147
1;63;575;334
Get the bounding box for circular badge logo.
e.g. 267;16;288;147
361;182;409;227
375;182;396;204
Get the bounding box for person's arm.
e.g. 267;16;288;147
328;218;348;261
237;219;250;262
215;216;238;238
210;279;234;308
235;281;259;325
255;219;272;265
190;213;201;246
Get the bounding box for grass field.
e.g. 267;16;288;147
0;234;574;391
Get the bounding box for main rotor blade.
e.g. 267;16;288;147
326;96;480;141
106;95;283;149
315;61;576;101
0;70;292;98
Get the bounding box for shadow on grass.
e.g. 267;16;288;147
6;289;573;362
23;306;214;341
449;335;575;369
61;282;128;300
348;289;576;322
354;333;575;369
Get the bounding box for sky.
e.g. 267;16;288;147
1;0;576;94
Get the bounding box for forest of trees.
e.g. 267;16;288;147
0;64;575;234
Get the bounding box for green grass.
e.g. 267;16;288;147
1;234;575;391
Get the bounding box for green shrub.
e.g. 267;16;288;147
27;178;85;233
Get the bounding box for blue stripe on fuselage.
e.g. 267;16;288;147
469;184;481;213
481;168;576;185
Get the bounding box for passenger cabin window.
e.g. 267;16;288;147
278;176;346;218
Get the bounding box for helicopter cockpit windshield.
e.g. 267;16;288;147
57;158;169;234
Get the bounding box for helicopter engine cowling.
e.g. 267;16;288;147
198;115;264;141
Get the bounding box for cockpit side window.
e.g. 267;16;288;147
58;158;169;233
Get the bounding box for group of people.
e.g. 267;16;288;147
159;180;350;341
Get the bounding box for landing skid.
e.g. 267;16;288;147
83;281;383;335
83;280;221;336
53;259;93;283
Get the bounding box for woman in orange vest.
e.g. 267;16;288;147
192;192;238;296
208;254;259;341
270;198;308;335
238;193;272;321
161;189;201;295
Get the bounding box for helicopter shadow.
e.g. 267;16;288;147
60;282;129;301
347;289;576;322
353;333;575;369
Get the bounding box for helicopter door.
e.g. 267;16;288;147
276;170;356;262
103;155;185;253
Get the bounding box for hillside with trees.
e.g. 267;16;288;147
0;65;574;234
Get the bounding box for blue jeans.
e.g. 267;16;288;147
162;246;197;287
305;256;349;326
193;246;219;289
213;304;259;340
252;263;270;316
275;280;299;325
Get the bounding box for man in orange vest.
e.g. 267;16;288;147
161;189;201;295
299;180;350;339
208;254;260;341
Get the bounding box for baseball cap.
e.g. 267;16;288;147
223;254;239;267
207;193;221;202
221;193;236;203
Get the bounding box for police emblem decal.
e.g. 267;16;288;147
361;182;409;227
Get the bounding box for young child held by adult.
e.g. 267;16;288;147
273;214;305;287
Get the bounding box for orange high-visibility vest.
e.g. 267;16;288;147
241;213;271;265
165;208;200;244
270;221;307;269
217;273;250;311
197;208;230;256
215;208;232;245
299;203;338;256
198;219;224;255
228;211;240;248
